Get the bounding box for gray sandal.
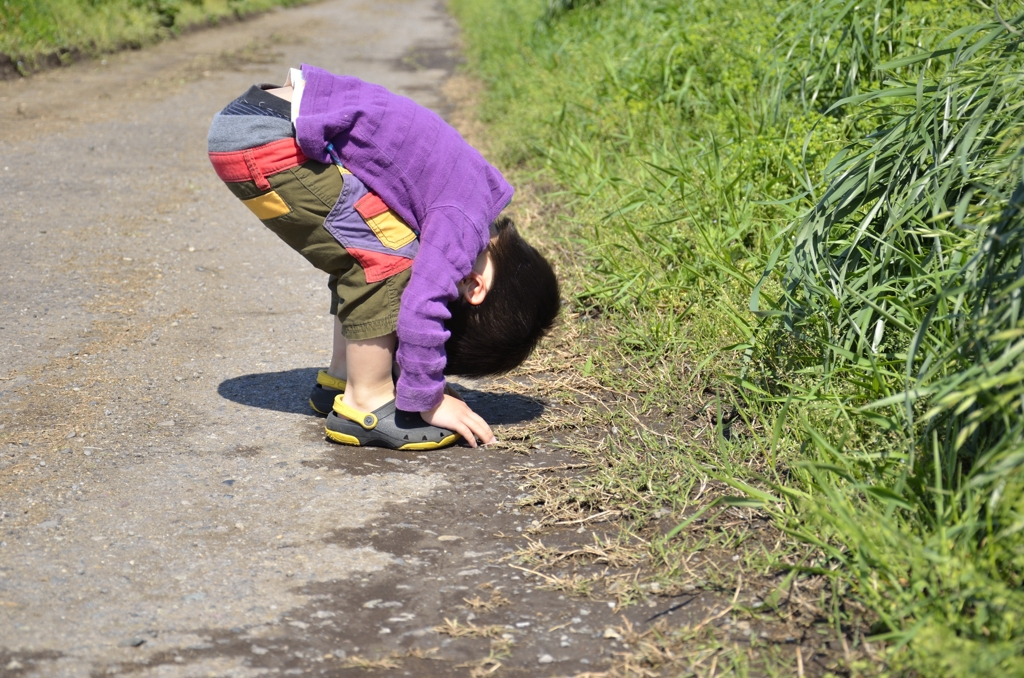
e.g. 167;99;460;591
325;399;460;450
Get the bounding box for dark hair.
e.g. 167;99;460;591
444;217;560;377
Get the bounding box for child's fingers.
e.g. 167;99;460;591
454;428;477;448
424;395;494;447
452;410;490;448
449;416;478;449
455;402;494;445
467;412;495;445
463;420;491;446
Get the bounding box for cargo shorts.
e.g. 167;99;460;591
208;86;414;341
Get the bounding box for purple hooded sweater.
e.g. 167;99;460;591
294;65;514;412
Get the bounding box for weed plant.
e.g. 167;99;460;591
452;0;1024;673
0;0;308;71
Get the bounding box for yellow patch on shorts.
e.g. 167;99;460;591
243;191;291;220
353;192;417;250
365;212;417;250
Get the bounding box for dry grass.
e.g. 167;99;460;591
457;638;515;678
515;535;648;569
339;654;402;670
463;589;511;612
434;618;507;639
402;646;441;660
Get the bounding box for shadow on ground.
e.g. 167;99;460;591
217;367;320;415
218;369;547;424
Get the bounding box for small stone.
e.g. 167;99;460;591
538;653;554;664
118;637;146;648
251;645;268;655
603;628;622;640
437;535;461;542
457;569;482;577
66;431;76;439
362;599;382;609
5;659;23;670
378;627;391;634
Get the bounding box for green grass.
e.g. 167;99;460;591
0;0;309;71
451;0;1024;674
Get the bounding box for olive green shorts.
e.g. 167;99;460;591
223;160;411;341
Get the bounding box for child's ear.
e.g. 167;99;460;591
459;271;489;306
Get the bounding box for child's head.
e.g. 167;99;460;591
444;217;560;377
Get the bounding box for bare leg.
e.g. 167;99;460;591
327;316;347;381
340;333;397;412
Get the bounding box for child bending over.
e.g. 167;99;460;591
208;64;559;450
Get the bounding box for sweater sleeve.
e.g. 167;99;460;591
395;206;488;412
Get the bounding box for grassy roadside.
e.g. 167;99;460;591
451;0;1024;675
0;0;311;75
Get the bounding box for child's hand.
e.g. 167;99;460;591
423;394;495;448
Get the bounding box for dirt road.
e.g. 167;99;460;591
0;1;675;676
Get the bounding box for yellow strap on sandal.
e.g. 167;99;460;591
332;399;378;430
317;370;347;391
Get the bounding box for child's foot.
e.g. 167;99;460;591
310;370;347;415
325;399;460;450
